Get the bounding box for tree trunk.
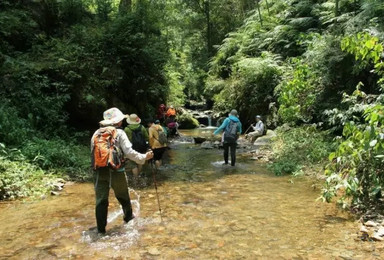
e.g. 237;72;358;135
265;0;270;16
256;0;263;26
335;0;339;16
204;0;213;57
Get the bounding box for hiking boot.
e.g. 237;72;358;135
98;228;106;234
124;213;136;224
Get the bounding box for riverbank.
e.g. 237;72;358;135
245;125;384;242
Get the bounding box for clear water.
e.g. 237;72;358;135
0;132;383;259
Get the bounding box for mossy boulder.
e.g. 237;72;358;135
177;112;199;129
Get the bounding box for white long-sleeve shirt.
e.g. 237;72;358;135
91;128;146;165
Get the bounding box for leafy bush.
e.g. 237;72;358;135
0;102;34;146
21;138;91;181
322;33;384;210
208;52;282;123
0;143;60;200
269;125;336;176
276;60;319;124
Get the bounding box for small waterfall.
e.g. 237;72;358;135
207;115;212;127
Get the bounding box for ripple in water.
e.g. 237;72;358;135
211;160;246;169
80;188;146;250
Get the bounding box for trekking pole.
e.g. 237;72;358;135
244;124;253;135
150;159;163;222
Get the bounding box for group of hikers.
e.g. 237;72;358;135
91;107;176;234
91;106;264;234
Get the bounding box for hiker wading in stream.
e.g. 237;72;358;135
124;113;149;178
213;109;242;166
148;119;167;169
91;107;153;234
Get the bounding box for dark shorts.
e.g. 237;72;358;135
153;147;166;161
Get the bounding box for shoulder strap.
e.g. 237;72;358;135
133;125;142;133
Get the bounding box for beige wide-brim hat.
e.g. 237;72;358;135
99;107;128;126
127;113;141;125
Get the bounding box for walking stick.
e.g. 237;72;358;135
244;124;253;135
150;159;163;222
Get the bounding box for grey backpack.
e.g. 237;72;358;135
223;120;238;143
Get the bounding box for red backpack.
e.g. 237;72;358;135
92;126;123;170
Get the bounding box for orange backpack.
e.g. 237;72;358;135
92;126;123;170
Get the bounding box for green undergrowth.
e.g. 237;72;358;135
0;141;91;200
268;125;337;177
0;157;59;200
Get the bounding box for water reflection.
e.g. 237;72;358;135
0;137;383;259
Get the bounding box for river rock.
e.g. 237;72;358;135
372;233;384;241
253;131;276;147
147;247;161;256
365;220;377;227
53;183;64;191
193;137;207;144
359;225;369;234
201;141;214;149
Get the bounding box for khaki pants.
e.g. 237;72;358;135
247;130;263;143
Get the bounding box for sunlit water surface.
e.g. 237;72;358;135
0;130;383;259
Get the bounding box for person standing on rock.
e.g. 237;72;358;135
213;109;242;166
245;115;264;143
91;107;153;234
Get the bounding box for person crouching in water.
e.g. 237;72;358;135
124;114;149;178
213;109;242;166
148;119;167;169
91;108;153;234
245;115;264;143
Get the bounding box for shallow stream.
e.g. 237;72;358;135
0;130;383;259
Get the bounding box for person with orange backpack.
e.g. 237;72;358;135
165;105;176;118
91;107;153;234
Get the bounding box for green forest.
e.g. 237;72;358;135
1;0;384;216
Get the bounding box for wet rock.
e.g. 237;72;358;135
201;141;214;149
53;183;64;191
148;247;161;255
372;234;384;241
376;227;384;237
365;220;377;227
359;225;369;234
193;137;207;144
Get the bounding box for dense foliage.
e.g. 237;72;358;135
1;0;384;214
322;33;384;210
